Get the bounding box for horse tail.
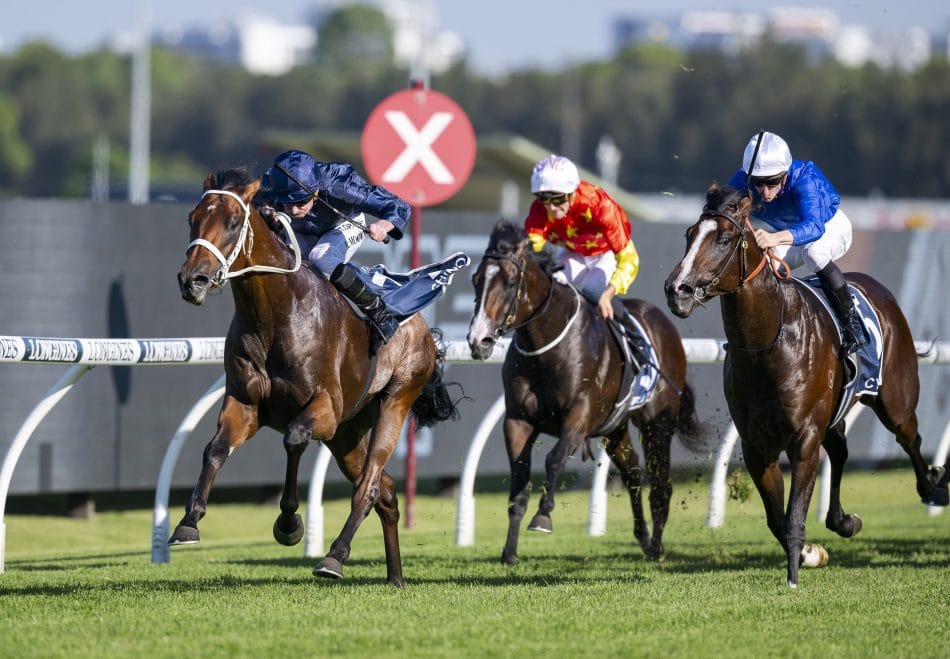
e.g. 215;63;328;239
674;381;708;453
411;329;464;428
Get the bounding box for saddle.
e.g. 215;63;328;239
589;298;661;436
800;276;884;427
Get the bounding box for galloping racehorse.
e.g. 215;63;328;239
468;220;704;564
664;184;947;588
175;167;459;587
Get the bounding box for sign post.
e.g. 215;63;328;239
361;83;476;527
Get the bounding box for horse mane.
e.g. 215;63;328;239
704;182;752;216
210;165;259;191
487;218;559;277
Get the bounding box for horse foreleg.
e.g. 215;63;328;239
170;396;257;545
742;445;787;551
531;430;582;534
642;421;674;561
784;439;822;589
502;419;537;565
822;423;863;538
606;428;649;555
272;420;310;546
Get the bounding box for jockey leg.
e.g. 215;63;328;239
330;263;399;354
817;262;866;356
610;297;647;367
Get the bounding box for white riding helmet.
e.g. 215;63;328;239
531;155;580;194
742;132;792;178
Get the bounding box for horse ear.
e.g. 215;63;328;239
203;172;216;192
705;181;719;204
244;177;261;200
737;193;752;215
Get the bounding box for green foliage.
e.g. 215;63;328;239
2;469;948;657
1;36;949;199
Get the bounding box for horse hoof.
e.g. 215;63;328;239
501;553;519;566
646;542;665;562
168;525;200;545
800;543;829;568
313;557;344;580
273;514;304;546
527;514;552;533
844;514;863;537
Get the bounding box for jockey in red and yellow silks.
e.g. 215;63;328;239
524;155;639;322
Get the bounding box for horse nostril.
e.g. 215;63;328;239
676;284;694;298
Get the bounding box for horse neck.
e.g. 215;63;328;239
514;261;576;350
719;249;784;352
229;212;311;331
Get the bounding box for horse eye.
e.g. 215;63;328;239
225;213;242;231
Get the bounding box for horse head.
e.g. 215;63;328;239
467;219;536;360
178;168;262;304
664;183;761;318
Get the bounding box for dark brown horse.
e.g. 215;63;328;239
174;167;458;587
664;183;947;588
467;220;703;564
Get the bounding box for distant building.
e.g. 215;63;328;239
613;6;939;71
153;0;463;76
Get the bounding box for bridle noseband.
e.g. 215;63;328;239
187;189;302;289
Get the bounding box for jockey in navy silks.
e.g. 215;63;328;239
256;149;469;355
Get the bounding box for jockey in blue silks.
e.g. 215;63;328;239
728;131;867;355
257;149;410;354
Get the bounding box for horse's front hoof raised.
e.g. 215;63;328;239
313;556;344;580
527;514;552;533
800;543;829;568
168;525;200;545
273;514;304;546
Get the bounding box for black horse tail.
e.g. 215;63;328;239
411;329;464;428
674;381;709;453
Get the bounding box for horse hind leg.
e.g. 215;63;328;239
606;428;650;556
642;420;675;561
821;423;863;538
373;469;403;586
272;421;310;546
869;393;947;503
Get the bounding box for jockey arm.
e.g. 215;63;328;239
600;240;640;319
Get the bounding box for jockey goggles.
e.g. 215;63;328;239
750;172;786;188
535;191;571;205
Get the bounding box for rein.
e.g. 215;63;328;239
482;250;580;356
187;189;302;288
698;206;790;353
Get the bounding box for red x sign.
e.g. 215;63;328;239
361;88;476;207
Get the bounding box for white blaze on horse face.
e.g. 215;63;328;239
670;219;718;291
468;263;503;342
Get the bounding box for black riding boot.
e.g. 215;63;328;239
330;263;399;354
817;263;866;356
610;297;647;364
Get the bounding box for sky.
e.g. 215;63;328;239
1;1;949;75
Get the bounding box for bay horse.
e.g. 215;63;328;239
664;183;947;588
174;167;459;587
467;220;704;564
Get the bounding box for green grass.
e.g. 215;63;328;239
2;468;948;658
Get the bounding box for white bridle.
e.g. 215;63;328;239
186;189;301;286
